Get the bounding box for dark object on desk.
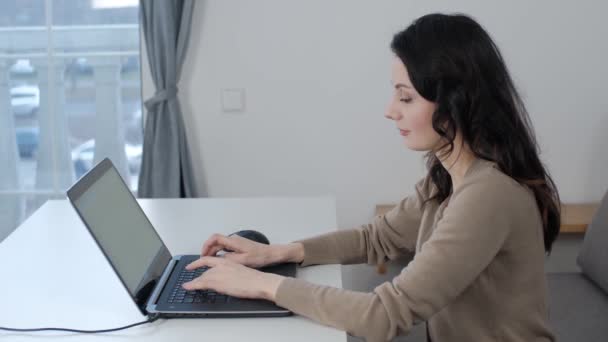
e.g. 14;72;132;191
230;229;270;245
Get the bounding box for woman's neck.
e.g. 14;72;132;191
436;137;476;193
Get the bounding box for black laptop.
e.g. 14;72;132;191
66;158;296;318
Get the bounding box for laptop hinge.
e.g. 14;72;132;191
145;256;181;313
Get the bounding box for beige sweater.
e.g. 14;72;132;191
274;158;555;342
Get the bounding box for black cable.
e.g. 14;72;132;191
0;314;161;334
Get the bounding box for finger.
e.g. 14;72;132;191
202;234;243;256
206;245;224;257
223;252;247;264
182;275;210;291
200;234;224;256
186;256;224;270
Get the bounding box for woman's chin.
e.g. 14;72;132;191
404;140;435;152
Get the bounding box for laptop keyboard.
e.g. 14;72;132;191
168;266;229;304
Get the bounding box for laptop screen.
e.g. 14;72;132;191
67;159;171;314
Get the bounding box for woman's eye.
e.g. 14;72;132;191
400;98;412;103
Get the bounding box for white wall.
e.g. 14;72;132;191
142;0;608;288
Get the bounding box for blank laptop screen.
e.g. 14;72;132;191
69;162;170;301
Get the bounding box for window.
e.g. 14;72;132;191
0;0;143;242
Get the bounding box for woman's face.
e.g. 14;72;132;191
385;56;441;151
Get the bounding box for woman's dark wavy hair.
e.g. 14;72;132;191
391;13;560;253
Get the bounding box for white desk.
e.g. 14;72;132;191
0;198;345;341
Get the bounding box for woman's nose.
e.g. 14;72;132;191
384;107;402;121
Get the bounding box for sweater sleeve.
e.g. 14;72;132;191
275;178;516;342
295;177;430;267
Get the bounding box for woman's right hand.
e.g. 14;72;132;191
198;233;304;268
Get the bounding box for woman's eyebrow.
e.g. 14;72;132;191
394;83;412;89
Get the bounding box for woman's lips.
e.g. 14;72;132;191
399;129;410;136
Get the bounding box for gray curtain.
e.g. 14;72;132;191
138;0;198;198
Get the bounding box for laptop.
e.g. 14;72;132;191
67;158;296;318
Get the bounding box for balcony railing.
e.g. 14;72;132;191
0;24;142;242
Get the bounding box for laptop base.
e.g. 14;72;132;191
147;255;297;317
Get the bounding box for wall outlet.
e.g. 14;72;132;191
221;88;246;112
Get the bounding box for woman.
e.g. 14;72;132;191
183;13;560;342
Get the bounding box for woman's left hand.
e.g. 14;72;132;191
182;256;285;301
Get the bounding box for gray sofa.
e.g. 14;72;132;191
547;190;608;341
